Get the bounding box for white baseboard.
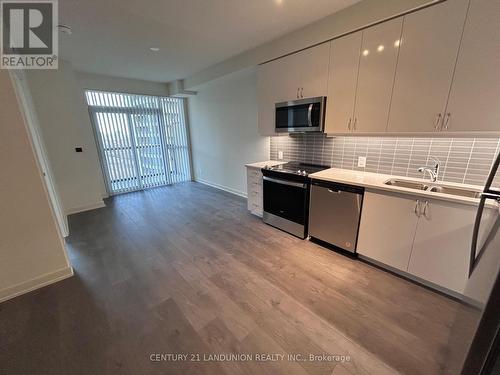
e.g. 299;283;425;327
65;200;106;215
195;178;247;198
0;266;74;303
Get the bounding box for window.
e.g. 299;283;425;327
85;90;191;194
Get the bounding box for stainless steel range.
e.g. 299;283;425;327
261;162;329;238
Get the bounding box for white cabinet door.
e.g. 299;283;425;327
357;191;419;271
352;18;402;133
387;0;468;133
408;199;476;293
324;32;362;134
297;43;330;99
444;0;500;132
257;43;330;136
257;62;285;136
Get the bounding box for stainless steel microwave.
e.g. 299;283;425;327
275;96;326;133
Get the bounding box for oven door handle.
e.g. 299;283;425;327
263;176;306;189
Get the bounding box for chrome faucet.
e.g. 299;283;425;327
418;157;440;182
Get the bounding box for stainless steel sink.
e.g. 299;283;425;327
428;185;482;199
384;178;482;198
384;179;429;190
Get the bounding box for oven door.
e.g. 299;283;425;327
275;97;325;133
262;176;308;238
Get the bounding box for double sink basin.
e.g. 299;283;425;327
385;179;482;199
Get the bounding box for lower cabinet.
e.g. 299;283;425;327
357;192;419;271
408;199;475;294
358;191;477;294
246;166;263;217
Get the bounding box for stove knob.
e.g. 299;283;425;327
297;170;302;174
302;171;308;176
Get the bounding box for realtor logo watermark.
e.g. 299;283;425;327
1;0;58;69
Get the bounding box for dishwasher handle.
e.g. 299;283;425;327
328;188;342;194
312;179;364;195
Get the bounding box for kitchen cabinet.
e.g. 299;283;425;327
358;189;486;295
246;166;264;216
357;191;419;271
257;43;330;136
387;0;469;133
324;31;362;134
351;18;402;133
443;0;500;132
408;199;475;293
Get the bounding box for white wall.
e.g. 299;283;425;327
25;60;108;214
77;71;169;96
187;68;269;196
0;70;72;302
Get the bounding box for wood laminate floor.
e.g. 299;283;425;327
1;182;462;375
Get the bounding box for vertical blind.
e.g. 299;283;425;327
85;90;191;194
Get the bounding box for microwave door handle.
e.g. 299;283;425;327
307;104;313;127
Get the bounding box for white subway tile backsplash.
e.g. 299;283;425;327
270;134;500;187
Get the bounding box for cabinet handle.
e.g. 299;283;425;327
347;118;352;131
422;201;429;218
434;113;442;131
296;88;300;99
443;113;451;131
353;118;357;131
300;87;304;98
414;200;421;217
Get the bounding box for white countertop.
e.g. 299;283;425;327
245;160;286;169
310;167;492;207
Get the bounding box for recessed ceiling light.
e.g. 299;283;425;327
394;39;401;48
362;49;369;56
377;45;385;52
150;47;160;52
275;0;283;5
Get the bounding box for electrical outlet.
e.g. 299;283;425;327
357;156;366;168
278;151;284;160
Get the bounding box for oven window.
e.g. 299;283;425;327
263;179;306;224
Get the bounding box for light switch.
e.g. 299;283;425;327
357;156;366;168
278;151;283;160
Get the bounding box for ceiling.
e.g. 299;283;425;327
59;0;360;83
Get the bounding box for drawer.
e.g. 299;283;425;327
247;168;262;177
247;173;262;186
248;190;262;203
249;201;263;216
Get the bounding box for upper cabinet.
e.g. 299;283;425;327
324;32;362;134
444;0;500;133
257;0;500;136
352;18;402;133
387;0;469;133
257;44;330;136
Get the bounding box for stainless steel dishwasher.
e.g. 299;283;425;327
308;180;364;253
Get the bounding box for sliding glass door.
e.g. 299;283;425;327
86;91;191;195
